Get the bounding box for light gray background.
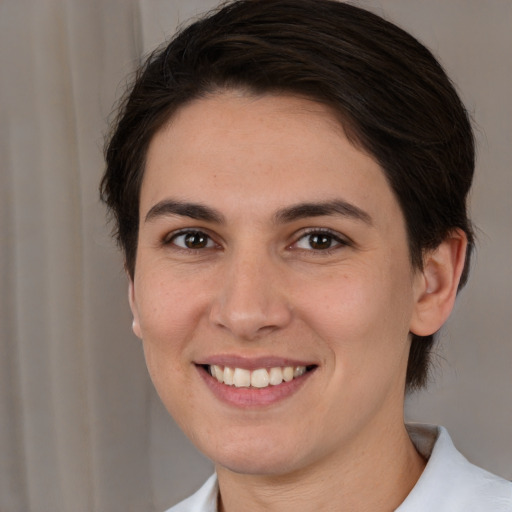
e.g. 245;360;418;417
0;1;510;511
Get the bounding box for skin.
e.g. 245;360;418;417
129;92;467;511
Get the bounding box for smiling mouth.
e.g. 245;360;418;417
202;364;317;389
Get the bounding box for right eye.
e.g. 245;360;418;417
167;230;216;250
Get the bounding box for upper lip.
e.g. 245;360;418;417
195;355;317;370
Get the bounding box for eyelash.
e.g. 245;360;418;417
291;228;350;254
163;230;219;252
162;228;350;254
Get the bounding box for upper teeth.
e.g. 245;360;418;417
209;365;307;388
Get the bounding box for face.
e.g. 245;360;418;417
130;92;426;476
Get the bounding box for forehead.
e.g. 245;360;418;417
141;92;398;224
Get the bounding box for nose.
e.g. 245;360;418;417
209;249;293;341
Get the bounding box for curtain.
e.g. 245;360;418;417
0;1;214;511
0;1;510;511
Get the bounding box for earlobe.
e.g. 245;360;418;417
410;229;468;337
128;280;143;339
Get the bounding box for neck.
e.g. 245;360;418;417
216;420;425;512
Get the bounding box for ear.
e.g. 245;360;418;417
410;229;468;337
128;278;143;339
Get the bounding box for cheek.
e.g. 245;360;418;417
297;263;414;367
136;282;202;421
134;276;206;387
300;272;402;331
137;272;206;342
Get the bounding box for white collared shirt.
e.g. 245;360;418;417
166;425;512;511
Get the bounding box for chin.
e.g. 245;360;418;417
198;427;309;477
215;450;303;477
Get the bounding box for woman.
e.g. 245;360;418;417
101;0;512;510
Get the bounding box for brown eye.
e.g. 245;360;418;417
294;230;346;251
308;233;334;250
171;231;214;249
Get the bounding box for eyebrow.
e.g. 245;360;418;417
144;198;372;226
274;199;373;225
145;199;225;224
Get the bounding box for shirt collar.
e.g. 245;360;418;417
397;424;511;511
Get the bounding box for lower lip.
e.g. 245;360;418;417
197;366;315;408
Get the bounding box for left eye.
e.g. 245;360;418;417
169;231;216;250
294;231;345;251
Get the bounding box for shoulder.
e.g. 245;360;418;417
398;424;512;511
163;474;218;512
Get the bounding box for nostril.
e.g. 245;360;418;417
210;304;291;341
